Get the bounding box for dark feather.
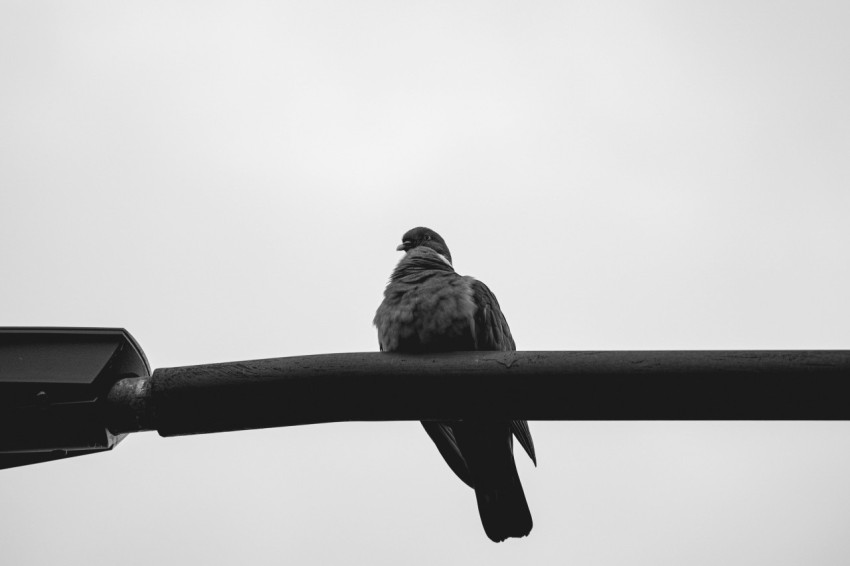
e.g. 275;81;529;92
510;420;537;465
421;422;474;488
468;278;516;351
454;421;532;541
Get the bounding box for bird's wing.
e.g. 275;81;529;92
469;278;536;465
421;421;474;488
509;420;537;466
468;278;515;351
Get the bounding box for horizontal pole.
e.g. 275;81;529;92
104;350;850;437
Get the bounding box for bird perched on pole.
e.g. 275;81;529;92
373;227;536;542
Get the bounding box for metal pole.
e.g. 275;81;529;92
105;350;850;437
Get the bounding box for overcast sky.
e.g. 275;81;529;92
2;1;850;564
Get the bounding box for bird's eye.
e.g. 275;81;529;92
424;235;432;240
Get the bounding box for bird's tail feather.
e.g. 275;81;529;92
474;464;533;542
455;421;533;542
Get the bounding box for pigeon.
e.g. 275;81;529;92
373;227;536;542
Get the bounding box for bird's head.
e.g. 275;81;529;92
396;227;453;265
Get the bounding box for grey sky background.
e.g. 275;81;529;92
2;1;850;564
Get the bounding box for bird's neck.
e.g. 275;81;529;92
390;252;454;282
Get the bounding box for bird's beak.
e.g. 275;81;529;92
397;240;412;252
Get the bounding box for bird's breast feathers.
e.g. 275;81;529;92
374;270;478;353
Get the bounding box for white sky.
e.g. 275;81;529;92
2;1;850;564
